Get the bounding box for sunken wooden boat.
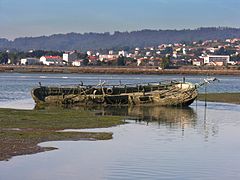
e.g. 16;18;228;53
31;79;211;107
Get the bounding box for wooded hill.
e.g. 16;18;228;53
1;27;240;51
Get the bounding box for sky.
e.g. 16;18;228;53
0;0;240;40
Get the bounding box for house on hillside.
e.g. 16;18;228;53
192;59;204;66
63;51;78;64
99;54;118;62
40;56;64;66
20;58;40;65
203;55;234;66
72;60;82;67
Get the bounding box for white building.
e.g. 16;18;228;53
192;59;203;66
182;48;186;55
87;51;92;56
203;55;233;65
40;56;64;66
99;54;118;61
72;60;82;67
146;52;151;56
118;50;127;57
207;47;216;53
172;52;178;58
20;58;40;65
137;59;142;66
63;51;78;63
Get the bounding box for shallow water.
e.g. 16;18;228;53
0;73;240;180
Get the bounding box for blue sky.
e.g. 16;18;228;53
0;0;239;39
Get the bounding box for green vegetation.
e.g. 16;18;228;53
0;50;64;64
0;52;8;64
160;55;170;69
0;108;124;161
3;28;240;51
117;54;126;66
0;108;123;129
198;93;240;104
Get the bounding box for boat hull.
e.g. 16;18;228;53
31;82;198;107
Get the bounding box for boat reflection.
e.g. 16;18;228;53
35;104;197;128
95;105;197;129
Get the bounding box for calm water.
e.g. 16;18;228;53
0;73;240;180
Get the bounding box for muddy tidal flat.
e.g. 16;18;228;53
0;108;123;161
198;93;240;104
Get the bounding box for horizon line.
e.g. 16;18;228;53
2;26;240;41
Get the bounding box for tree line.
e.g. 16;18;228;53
1;27;240;51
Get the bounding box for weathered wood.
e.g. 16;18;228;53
32;81;198;107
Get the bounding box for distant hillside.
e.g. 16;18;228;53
1;27;240;51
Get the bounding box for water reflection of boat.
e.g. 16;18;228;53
128;106;196;123
97;106;196;125
36;105;196;126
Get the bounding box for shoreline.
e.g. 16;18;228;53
197;93;240;105
1;65;240;75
